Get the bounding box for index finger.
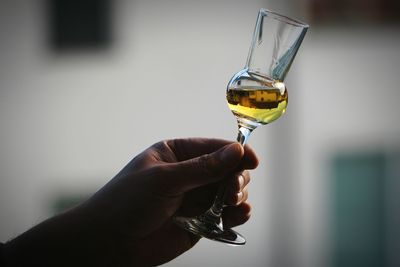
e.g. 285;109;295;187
154;138;259;168
165;138;234;161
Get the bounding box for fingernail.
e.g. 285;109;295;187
237;192;243;203
238;174;244;190
219;143;241;163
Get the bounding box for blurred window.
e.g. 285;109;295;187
310;0;400;25
48;0;112;50
330;151;400;267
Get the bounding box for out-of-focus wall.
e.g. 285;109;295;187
4;1;398;267
296;27;400;267
0;0;299;266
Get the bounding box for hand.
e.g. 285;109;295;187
88;138;258;266
3;138;258;267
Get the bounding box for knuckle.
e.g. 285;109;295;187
152;140;169;152
243;171;251;183
243;190;249;202
237;173;245;191
237;192;244;205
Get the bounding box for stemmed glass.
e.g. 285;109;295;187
174;9;308;245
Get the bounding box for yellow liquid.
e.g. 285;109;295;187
226;87;288;125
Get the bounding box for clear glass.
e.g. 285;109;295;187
174;9;308;245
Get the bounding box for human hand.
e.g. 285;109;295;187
2;138;258;267
87;138;258;266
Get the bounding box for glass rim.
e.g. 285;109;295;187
260;8;309;28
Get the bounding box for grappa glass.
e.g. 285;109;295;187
174;9;308;245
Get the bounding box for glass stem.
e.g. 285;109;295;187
199;126;253;228
236;126;252;146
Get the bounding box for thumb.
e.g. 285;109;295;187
165;142;244;193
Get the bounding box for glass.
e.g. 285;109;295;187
174;9;309;245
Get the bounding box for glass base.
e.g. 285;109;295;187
174;216;246;245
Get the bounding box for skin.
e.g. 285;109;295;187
3;138;258;266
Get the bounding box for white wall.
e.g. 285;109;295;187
0;1;296;266
296;27;400;267
4;1;398;267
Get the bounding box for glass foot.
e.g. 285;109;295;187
174;216;246;245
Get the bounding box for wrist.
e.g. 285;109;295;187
0;242;5;266
2;203;115;266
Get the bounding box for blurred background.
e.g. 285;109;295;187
0;0;399;266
